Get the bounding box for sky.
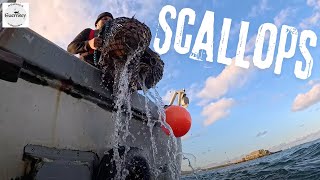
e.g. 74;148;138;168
16;0;320;171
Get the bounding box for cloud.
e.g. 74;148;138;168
195;56;253;125
245;8;295;54
299;12;320;29
274;8;296;27
16;0;162;49
245;35;257;54
98;0;162;23
292;84;320;112
162;89;175;104
308;79;320;86
306;0;320;9
300;0;320;29
197;56;252;102
202;98;235;126
16;0;93;48
256;130;268;137
165;69;180;80
230;22;241;36
185;83;201;103
248;0;270;18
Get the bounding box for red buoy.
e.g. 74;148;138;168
161;105;192;137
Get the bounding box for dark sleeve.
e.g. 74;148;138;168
67;28;92;54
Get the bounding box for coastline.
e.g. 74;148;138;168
181;149;282;176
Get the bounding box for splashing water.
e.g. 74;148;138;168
111;45;146;180
98;18;181;179
139;88;180;179
180;153;200;180
152;88;182;179
142;88;182;179
110;68;182;179
140;85;158;172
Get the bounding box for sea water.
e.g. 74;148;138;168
182;138;320;180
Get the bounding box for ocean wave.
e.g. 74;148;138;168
182;139;320;180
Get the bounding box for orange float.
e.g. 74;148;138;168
161;105;192;137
